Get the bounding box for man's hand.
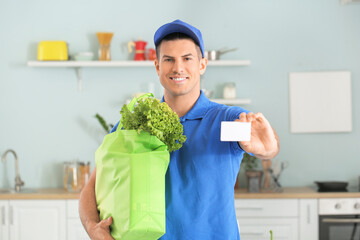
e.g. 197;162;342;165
87;216;114;240
236;112;279;159
79;169;114;240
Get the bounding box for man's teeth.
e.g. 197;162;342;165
172;77;186;81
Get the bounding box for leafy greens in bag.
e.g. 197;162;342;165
120;97;186;152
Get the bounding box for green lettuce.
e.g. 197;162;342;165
120;97;186;152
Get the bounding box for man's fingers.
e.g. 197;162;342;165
239;112;255;122
254;112;271;126
246;112;254;122
239;112;247;122
255;112;268;120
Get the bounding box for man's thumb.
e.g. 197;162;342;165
101;216;113;227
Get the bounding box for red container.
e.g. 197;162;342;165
128;40;147;61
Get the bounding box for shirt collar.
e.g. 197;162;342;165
160;90;210;121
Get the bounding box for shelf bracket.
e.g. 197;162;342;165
75;67;82;92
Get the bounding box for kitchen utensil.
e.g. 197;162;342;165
315;181;348;192
204;48;238;60
268;160;289;190
37;41;68;61
96;32;114;61
128;39;147;61
262;159;272;189
272;159;280;176
268;168;282;188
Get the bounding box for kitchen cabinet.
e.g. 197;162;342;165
0;200;66;240
299;199;318;240
0;201;9;240
235;199;299;240
66;200;90;240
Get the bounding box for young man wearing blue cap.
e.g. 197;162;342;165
79;19;279;240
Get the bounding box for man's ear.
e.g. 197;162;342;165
199;57;208;75
154;58;160;76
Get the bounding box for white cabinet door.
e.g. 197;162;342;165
0;201;9;240
238;218;298;240
9;200;66;240
236;199;299;240
66;200;90;240
67;218;90;240
299;199;318;240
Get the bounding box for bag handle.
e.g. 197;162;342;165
118;93;154;130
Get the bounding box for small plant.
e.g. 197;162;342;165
95;113;114;134
241;152;260;171
270;230;273;240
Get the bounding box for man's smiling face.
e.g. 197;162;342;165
155;39;206;98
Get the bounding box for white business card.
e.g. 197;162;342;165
220;121;251;142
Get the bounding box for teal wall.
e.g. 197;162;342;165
1;0;359;189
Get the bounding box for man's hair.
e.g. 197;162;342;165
155;32;203;60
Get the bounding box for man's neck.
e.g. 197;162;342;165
164;90;200;117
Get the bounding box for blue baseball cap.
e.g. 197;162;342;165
154;19;204;58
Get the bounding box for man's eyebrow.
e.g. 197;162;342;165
182;53;194;57
162;55;174;59
162;53;194;59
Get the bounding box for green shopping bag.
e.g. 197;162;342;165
95;93;170;240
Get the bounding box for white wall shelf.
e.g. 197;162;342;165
27;60;251;91
27;60;251;67
211;98;251;105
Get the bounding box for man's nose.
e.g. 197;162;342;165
172;60;184;73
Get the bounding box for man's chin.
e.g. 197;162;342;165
166;88;200;98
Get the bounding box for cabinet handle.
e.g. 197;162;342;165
322;218;360;223
1;206;4;225
236;207;263;211
241;232;264;236
9;206;13;225
307;204;311;224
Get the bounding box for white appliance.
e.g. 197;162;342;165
319;198;360;239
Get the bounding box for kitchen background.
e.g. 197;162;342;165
0;0;359;189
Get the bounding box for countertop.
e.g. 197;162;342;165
0;188;80;200
234;187;360;199
1;187;360;200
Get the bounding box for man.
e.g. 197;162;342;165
79;19;279;240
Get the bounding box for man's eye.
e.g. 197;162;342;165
185;57;192;61
164;59;173;62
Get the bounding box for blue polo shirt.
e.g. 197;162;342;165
111;91;250;240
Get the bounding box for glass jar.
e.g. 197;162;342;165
96;32;113;61
63;161;90;192
223;82;236;99
98;44;111;61
79;162;90;189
